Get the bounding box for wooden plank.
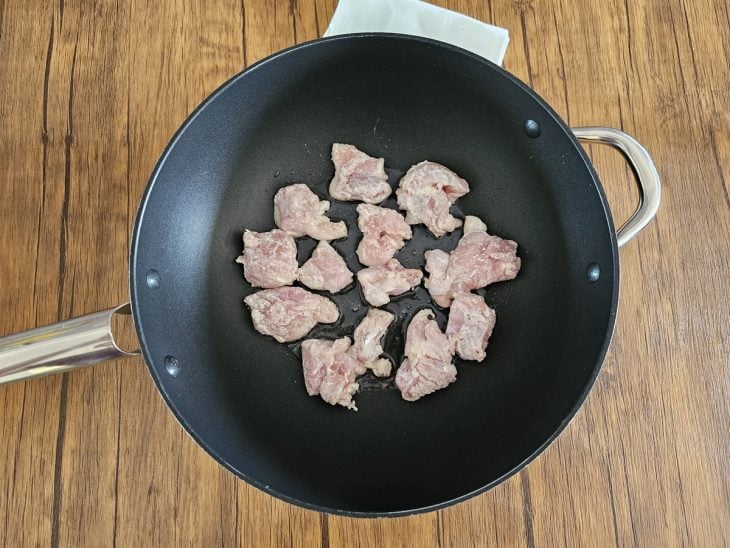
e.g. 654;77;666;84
1;2;65;547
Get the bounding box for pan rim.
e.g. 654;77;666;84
129;32;620;517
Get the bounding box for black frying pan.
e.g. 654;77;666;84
0;34;660;516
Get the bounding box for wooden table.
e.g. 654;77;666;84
1;0;728;545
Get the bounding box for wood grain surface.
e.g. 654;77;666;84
1;0;729;546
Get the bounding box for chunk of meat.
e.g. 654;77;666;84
423;249;452;308
424;215;521;307
236;229;298;289
395;309;457;401
396;161;470;237
445;293;497;361
297;241;353;293
357;259;423;307
351;308;394;377
447;217;521;296
244;287;339;343
329;144;391;203
361;358;392;378
301;337;360;410
356;204;413;266
274;184;347;240
463;214;487;235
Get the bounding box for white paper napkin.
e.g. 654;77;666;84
324;0;510;66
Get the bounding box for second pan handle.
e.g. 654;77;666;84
572;126;661;247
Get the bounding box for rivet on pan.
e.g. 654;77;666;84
146;269;161;289
523;119;541;138
164;355;181;376
586;262;601;283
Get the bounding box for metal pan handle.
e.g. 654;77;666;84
0;303;139;385
572;127;661;246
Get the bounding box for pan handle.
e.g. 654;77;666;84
572;127;661;246
0;303;139;386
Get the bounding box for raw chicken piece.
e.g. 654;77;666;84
297;241;353;293
396;161;470;237
274;184;347;241
395;309;457;401
356;204;412;266
463;215;487;235
447;217;521;296
446;293;497;361
302;337;360;410
360;358;392;378
423;249;452;308
357;259;423;307
424;215;521;307
351;308;394;377
236;229;298;288
329;144;391;203
244;287;339;343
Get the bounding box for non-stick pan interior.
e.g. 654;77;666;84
131;35;618;515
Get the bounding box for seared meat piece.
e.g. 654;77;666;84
356;204;412;267
302;337;360;410
396;161;470;237
236;229;298;289
445;293;497;361
297;241;353;293
351;308;394;377
424;215;521;307
395;309;457;401
357;259;423;307
244;287;338;343
274;183;347;241
329;144;391;203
